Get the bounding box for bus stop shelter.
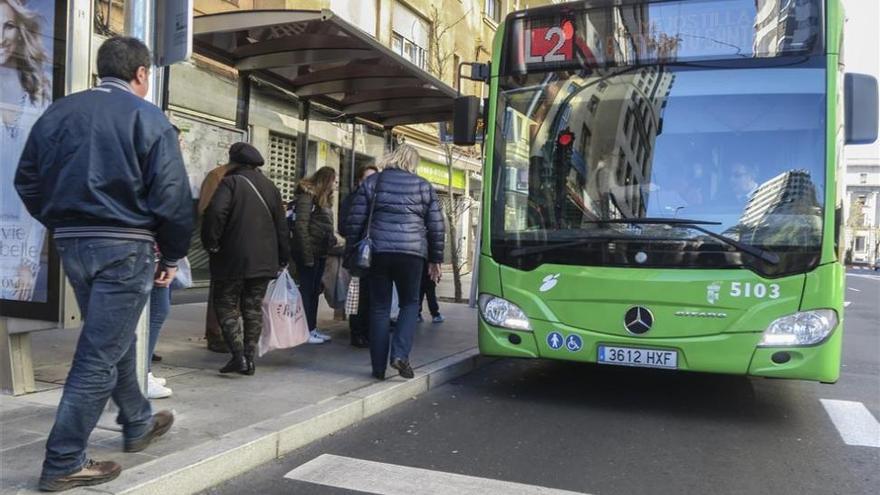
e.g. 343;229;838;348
1;9;460;396
192;9;458;178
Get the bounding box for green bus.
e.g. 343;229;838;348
454;0;878;383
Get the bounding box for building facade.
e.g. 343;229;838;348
845;158;880;265
94;0;555;281
841;0;880;266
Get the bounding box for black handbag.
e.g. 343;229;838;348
346;173;382;277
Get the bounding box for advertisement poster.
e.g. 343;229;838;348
1;0;63;319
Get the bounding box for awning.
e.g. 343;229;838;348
192;9;457;127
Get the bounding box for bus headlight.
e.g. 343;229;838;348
478;294;532;331
758;309;838;347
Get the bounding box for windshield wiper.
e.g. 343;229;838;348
582;218;780;265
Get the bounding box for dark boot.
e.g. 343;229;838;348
220;353;247;374
242;350;256;376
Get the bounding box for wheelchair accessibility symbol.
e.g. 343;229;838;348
547;332;564;350
565;334;583;352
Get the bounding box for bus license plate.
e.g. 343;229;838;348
597;345;677;370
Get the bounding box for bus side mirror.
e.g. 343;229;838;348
845;73;878;145
454;96;480;146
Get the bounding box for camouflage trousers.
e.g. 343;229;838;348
213;278;271;358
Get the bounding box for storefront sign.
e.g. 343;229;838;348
417;160;466;190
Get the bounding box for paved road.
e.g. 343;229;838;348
205;273;879;495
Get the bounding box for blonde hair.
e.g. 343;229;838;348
376;144;419;174
4;0;51;105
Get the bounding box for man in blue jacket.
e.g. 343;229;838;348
15;37;193;492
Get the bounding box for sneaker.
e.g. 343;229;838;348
148;372;166;386
313;329;332;341
307;330;327;344
123;411;174;453
147;375;172;400
38;459;122;492
432;314;445;324
416;314;423;322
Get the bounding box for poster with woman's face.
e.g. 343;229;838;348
0;0;54;304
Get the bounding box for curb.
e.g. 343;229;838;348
75;348;487;495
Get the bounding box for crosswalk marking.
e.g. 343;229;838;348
284;454;589;495
846;273;880;280
848;287;861;292
820;399;880;448
844;301;852;307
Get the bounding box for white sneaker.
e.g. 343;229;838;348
147;374;172;399
313;329;332;341
148;372;166;386
308;330;327;344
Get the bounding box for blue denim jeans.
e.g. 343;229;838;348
148;285;172;370
42;238;155;479
368;254;424;375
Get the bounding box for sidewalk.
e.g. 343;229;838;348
0;297;479;494
435;269;474;303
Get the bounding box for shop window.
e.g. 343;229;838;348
855;236;866;252
486;0;502;23
268;132;298;203
392;2;428;70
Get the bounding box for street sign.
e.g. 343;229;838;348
154;0;193;66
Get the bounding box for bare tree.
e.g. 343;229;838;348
427;6;474;302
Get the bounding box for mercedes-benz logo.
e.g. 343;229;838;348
624;306;654;335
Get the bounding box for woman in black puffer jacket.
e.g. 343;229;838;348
345;144;445;380
290;166;338;344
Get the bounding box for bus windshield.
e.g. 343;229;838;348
491;59;827;276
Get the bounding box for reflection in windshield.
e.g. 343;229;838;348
725;169;822;247
506;0;822;74
493;61;826;273
492;0;828;275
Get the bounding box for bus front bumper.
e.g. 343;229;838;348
478;318;842;383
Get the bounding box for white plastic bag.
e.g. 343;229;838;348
258;271;309;357
171;257;193;289
390;282;400;320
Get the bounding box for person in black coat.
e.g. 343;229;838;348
202;142;290;375
345;144;445;380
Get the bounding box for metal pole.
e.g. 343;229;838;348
235;71;251;131
350;122;357;190
297;100;311;178
124;0;159;395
